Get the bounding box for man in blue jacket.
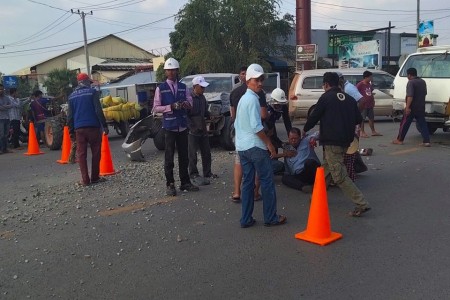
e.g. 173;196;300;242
153;58;199;196
68;73;108;186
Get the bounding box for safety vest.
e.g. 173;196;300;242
159;81;188;130
69;87;100;129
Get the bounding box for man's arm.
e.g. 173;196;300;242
303;96;325;134
152;86;172;113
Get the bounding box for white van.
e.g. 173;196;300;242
392;45;450;134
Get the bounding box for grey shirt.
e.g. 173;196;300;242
0;95;12;120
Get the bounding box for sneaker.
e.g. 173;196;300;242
166;183;177;196
179;183;199;192
192;176;210;186
348;206;371;217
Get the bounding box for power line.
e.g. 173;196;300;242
311;1;450;13
0;14;177;55
27;0;68;12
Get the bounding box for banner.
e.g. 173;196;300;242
338;40;380;69
419;20;434;47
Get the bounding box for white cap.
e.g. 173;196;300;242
192;76;210;87
270;88;287;103
246;63;264;81
164;57;180;70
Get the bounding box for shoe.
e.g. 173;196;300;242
231;195;241;203
91;177;106;184
392;139;403;145
76;181;89;187
179;183;199;192
348;206;371;217
241;218;256;228
205;173;219;179
371;132;382;136
264;215;287;227
166;183;177;196
192;176;210;186
420;143;431;147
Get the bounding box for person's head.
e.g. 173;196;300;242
8;88;17;97
336;71;345;89
322;72;340;91
77;72;93;86
0;84;4;96
32;90;43;99
288;127;302;147
164;57;180;81
191;75;209;96
407;67;418;79
245;63;265;93
268;88;287;112
239;66;247;83
362;70;373;83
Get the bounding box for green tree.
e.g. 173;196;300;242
169;0;294;76
43;69;78;101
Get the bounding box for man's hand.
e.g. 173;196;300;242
181;101;192;109
309;137;317;147
283;149;297;158
171;102;181;110
267;142;276;158
405;107;411;115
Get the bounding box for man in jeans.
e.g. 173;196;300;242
234;63;287;228
153;58;199;196
68;73;109;186
303;72;370;217
0;84;12;154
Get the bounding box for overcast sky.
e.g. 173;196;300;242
1;0;449;74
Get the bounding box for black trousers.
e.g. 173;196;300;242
164;129;190;186
10;119;21;148
188;133;212;177
281;159;321;191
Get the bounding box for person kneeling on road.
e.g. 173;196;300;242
272;127;321;192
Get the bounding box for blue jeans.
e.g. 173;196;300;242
0;119;10;152
238;147;279;226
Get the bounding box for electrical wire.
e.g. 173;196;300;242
27;0;69;12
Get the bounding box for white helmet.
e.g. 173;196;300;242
268;88;287;112
164;57;180;70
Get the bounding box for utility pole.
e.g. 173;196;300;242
417;0;420;49
71;9;93;77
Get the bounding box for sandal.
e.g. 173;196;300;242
348;207;371;217
91;177;107;184
264;215;287;227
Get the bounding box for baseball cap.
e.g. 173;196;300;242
245;63;265;81
335;71;343;78
77;73;92;82
192;76;210;87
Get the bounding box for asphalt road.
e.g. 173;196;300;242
1;119;450;299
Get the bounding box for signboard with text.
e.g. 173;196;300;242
296;44;317;62
2;76;18;88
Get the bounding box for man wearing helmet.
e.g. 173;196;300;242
153;58;199;196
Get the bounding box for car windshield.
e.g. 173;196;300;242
400;52;450;78
181;76;233;93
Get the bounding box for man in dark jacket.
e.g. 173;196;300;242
68;73;109;186
303;72;370;217
187;76;216;185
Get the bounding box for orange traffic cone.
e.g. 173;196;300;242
24;122;44;156
57;126;72;164
295;167;342;246
100;133;116;176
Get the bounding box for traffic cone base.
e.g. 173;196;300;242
24;122;44;156
100;133;117;176
295;230;342;246
294;166;342;246
57;126;71;164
